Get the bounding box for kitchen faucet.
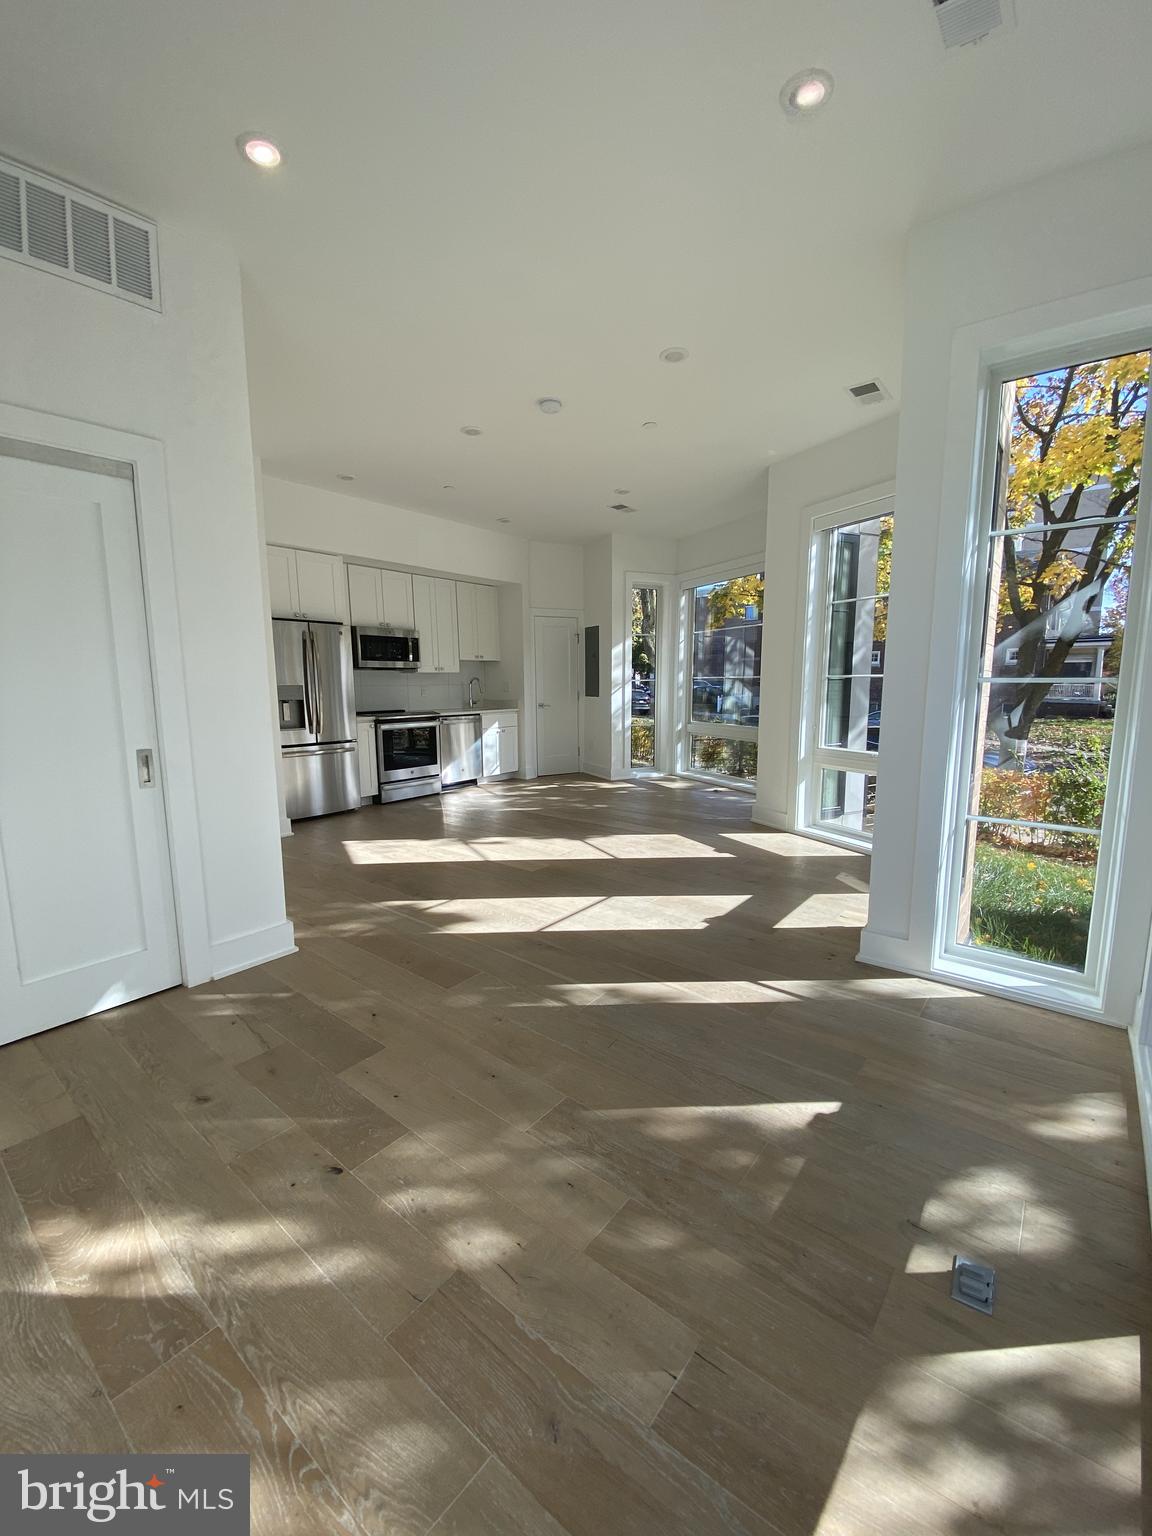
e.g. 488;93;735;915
467;675;481;708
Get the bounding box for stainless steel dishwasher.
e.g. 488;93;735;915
438;712;482;788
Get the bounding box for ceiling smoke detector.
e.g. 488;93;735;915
930;0;1012;48
659;347;689;364
779;69;834;117
846;378;890;406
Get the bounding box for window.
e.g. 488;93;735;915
629;586;658;768
682;570;763;781
800;504;893;842
947;348;1148;976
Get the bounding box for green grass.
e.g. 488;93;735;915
968;842;1095;969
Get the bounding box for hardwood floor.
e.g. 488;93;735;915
1;774;1147;1534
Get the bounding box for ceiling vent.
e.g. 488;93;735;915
847;379;890;406
610;503;635;513
0;155;160;310
930;0;1012;49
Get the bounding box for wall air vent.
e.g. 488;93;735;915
0;155;160;310
930;0;1012;49
847;379;890;406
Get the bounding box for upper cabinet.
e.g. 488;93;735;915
456;581;501;662
267;546;348;623
347;563;415;629
413;575;460;673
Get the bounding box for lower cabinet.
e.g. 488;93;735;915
481;711;519;778
356;719;378;799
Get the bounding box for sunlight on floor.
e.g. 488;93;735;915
403;894;752;933
773;892;869;929
721;831;866;859
342;832;729;865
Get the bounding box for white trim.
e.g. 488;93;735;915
863;276;1152;1030
0;400;218;986
934;331;1152;1015
677;560;765;784
678;769;756;794
210;920;297;979
623;571;675;777
795;486;894;843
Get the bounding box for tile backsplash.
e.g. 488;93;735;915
353;660;510;713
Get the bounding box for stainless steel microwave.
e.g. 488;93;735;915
351;626;421;670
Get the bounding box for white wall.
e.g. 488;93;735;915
753;417;899;828
0;221;292;978
862;141;1152;1028
263;476;527;584
676;507;766;576
529;540;584;610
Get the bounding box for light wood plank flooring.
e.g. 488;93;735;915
1;774;1148;1534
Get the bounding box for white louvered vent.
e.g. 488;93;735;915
930;0;1013;49
0;155;160;310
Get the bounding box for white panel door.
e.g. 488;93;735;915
0;454;181;1045
533;616;580;775
267;544;299;617
347;563;383;627
475;584;501;659
295;550;348;622
379;569;415;628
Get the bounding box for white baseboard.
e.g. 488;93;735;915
209;920;297;980
751;804;787;829
580;761;611;779
1130;1028;1152;1215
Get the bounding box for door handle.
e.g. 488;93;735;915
310;628;324;738
301;632;315;734
136;748;155;788
538;702;549;709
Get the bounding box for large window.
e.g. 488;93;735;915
683;570;763;781
801;504;893;842
629;586;658;768
948;348;1148;974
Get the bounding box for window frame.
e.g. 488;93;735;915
676;561;763;789
797;491;895;849
934;338;1152;1010
623;573;673;776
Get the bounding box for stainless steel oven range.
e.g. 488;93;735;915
375;713;442;802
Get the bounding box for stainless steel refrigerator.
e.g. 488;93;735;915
272;619;359;819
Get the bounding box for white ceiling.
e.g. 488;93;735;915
3;1;1152;540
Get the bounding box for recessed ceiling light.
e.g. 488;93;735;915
442;484;455;490
659;347;689;364
613;488;631;495
238;134;283;169
537;397;563;414
497;517;511;524
336;473;355;482
641;421;658;430
460;426;483;436
780;69;834;116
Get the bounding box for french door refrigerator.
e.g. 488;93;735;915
272;619;359;819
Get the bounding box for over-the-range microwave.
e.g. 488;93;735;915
351;626;421;670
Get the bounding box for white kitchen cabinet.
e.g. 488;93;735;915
413;575;460;673
266;545;297;618
267;546;348;622
347;563;383;626
379;568;415;628
347;564;415;630
356;718;378;799
481;711;519;778
456;581;501;662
